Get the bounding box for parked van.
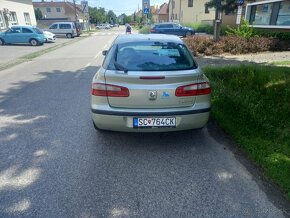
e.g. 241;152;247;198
47;22;78;38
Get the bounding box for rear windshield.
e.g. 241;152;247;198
106;41;197;71
33;28;43;34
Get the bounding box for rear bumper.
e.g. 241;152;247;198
91;107;210;132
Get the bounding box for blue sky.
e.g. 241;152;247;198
86;0;168;15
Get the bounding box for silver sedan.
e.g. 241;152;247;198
91;34;211;132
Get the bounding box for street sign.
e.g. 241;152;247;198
238;0;244;5
143;0;150;14
144;8;149;14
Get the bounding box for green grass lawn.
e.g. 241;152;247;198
271;60;290;66
204;65;290;200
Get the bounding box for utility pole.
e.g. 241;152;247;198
179;0;182;23
213;0;222;42
73;0;78;22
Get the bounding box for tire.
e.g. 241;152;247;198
66;33;73;38
0;38;4;45
185;31;192;37
30;39;38;46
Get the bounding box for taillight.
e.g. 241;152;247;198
92;83;129;97
175;82;211;97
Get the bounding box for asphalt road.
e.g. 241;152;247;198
0;27;289;218
0;37;71;66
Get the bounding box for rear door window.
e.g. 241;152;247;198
32;28;43;34
22;28;33;33
159;24;172;28
59;24;71;29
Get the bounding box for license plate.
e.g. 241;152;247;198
133;117;176;128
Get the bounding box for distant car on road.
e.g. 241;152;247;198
47;22;78;38
96;23;111;29
150;22;195;37
43;31;56;43
0;25;45;46
91;34;211;132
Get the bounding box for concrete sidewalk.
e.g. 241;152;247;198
196;51;290;67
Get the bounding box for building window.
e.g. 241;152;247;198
56;8;61;13
253;3;273;25
24;13;31;25
46;8;51;13
276;1;290;26
0;11;5;28
188;0;193;7
205;4;209;13
10;12;18;25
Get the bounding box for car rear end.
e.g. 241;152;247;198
91;34;211;132
32;27;45;44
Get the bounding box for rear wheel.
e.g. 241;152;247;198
66;33;73;38
30;39;38;46
0;38;4;45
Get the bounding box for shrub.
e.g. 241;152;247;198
184;23;214;33
226;18;255;39
138;25;151;34
184;36;214;56
184;35;288;56
255;30;290;41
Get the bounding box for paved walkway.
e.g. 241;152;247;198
196;51;290;67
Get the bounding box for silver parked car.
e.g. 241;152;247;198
47;22;77;38
91;34;211;132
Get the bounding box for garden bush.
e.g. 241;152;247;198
184;35;289;56
138;25;151;34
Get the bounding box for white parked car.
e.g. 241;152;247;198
96;24;111;29
43;31;56;42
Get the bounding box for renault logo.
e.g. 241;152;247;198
148;91;157;100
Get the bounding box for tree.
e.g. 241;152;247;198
34;8;43;20
205;0;239;41
205;0;238;14
89;7;107;24
107;10;117;24
122;14;132;24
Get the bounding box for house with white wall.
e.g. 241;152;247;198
0;0;37;31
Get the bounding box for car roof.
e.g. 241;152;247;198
51;22;74;24
10;25;34;28
114;34;183;45
155;22;179;25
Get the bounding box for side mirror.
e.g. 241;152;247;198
102;50;108;56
